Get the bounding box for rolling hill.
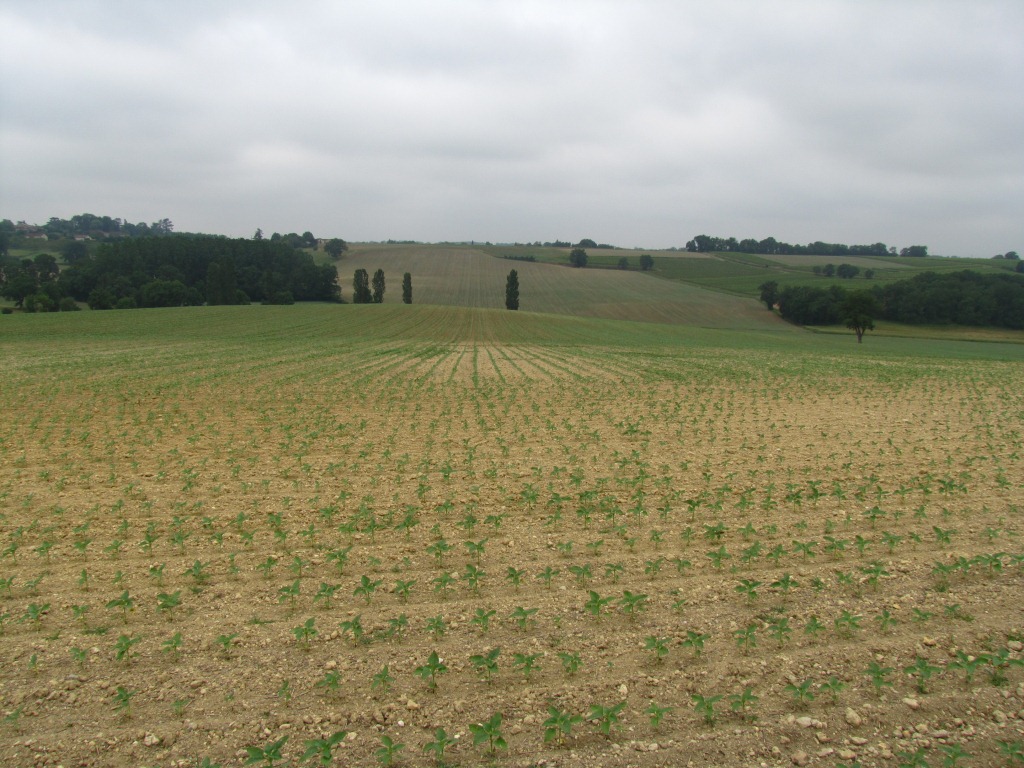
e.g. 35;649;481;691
338;244;789;330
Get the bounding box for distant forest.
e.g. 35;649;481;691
2;235;340;310
773;271;1024;329
685;234;925;257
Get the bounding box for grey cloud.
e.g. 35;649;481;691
1;1;1021;254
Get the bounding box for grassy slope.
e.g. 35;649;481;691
340;244;786;330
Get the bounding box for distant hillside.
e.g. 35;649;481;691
339;244;790;330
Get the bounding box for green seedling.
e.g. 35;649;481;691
462;563;485;592
510;605;538;629
604;562;624;582
313;582;340;609
619;590;648;619
470;712;507;755
819;676;846;704
316;670;342;697
211;631;237;657
393;579;416;602
646;702;675;728
112;686;135;717
292;618;317;649
106;590;134;623
558;650;582;676
505;566;526;590
339;615;364;645
537;565;559;588
277;679;292;707
728;687;758;720
386;613;409;641
470;647;501;682
834;610;862;637
245;735;289;767
588;701;626;737
21;601;50;629
278;579;301;611
427;614;446;638
544;705;582;745
767;617;792;646
376;734;404;766
114;632;141;665
415;651;448;691
784;679;816;708
643;635;670;663
948;650;987;686
422;727;456;766
584;590;612;619
692;693;724;726
354;574;383;604
472;607;495;633
69;646;88;668
734;624;757;653
300;730;348;766
372;665;393;694
682;630;709;658
156;590;182;618
865;661;894;696
162;631;183;660
735;578;762;601
512;651;542;680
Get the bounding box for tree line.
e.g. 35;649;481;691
760;270;1024;330
2;235;342;311
686;234;927;258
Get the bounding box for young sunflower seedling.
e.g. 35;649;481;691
502;642;539;676
646;702;675;728
728;687;758;721
558;650;582;676
470;712;507;756
643;635;670;663
354;574;383;605
313;582;340;609
339;615;364;645
682;630;709;658
692;693;723;726
588;701;626;737
292;618;317;650
422;727;456;766
734;624;758;654
112;686;135;718
376;734;405;767
301;731;348;766
819;676;846;704
114;633;141;665
619;590;648;619
371;665;393;694
784;679;816;708
415;651;448;692
470;647;501;682
544;705;582;746
864;661;894;696
244;735;288;767
510;605;538;630
216;632;238;658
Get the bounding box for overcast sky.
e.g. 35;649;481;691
1;1;1021;256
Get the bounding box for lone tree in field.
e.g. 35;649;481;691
353;269;372;303
402;272;412;304
758;280;779;310
569;248;588;268
639;254;654;271
840;290;878;343
371;269;386;303
505;269;519;310
324;238;348;259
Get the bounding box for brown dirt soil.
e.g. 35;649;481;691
1;343;1022;768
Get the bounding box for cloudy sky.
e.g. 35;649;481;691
1;1;1021;256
